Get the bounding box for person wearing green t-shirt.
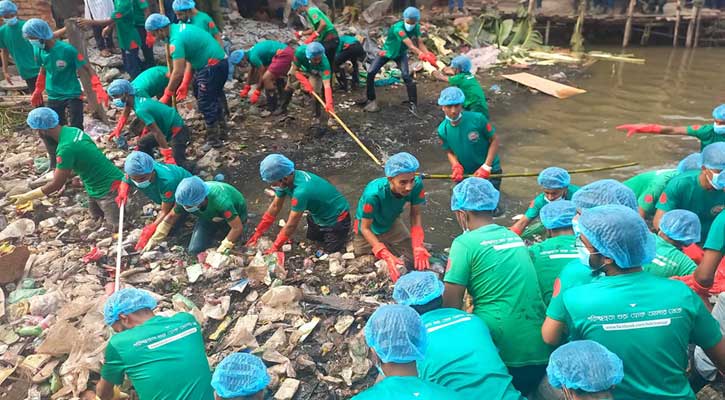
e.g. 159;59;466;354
172;0;222;47
11;108;124;229
432;55;488;118
291;0;339;76
643;209;700;278
436;87;501;188
542;204;725;400
354;153;430;282
334;34;364;92
211;353;270;399
0;1;40;92
616;104;725;151
546;341;624;400
443;177;551;396
97;288;214;400
289;42;334;135
131;65;169;98
511;167;578;235
624;168;678;219
232;40;294;114
360;7;435;114
144;176;247;255
393;272;526;400
246;154;351;254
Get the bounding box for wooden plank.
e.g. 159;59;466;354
502;72;586;99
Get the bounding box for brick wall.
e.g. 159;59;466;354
14;0;55;28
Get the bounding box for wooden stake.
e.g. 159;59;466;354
693;4;702;48
685;12;695;47
673;0;683;47
159;0;176;107
570;0;587;53
527;0;536;16
622;0;637;47
66;20;108;123
545;20;551;45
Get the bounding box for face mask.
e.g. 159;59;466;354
708;170;725;190
445;113;462;123
543;195;562;204
577;238;606;275
714;123;725;135
404;22;415;32
28;39;43;49
455;211;470;233
572;217;580;235
132;179;151;188
112;98;126;108
4;17;17;25
183;205;199;213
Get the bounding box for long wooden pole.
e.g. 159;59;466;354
159;0;176;107
527;0;536;16
673;0;683;47
693;4;702;48
622;0;637;47
66;20;108;123
421;162;639;180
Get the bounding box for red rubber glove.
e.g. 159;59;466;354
31;72;46;107
615;124;663;138
90;75;109;107
266;231;289;254
176;69;193;101
135;223;158;251
145;31;155;48
683;243;704;264
672;274;712;307
295;72;313;94
294;31;303;40
240;84;252;98
159;88;174;105
373;243;402;282
250;89;261;104
324;86;333;113
426;52;438;66
245;212;276;246
473;164;492;179
510;225;523;236
115;181;129;207
109;115;128;140
82;247;104;263
160;148;176;164
140;127;150;137
303;31;319;44
450;162;464;183
410;225;429;271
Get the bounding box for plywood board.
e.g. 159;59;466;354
502;72;586;99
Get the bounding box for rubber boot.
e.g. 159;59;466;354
363;100;380;112
266;90;278;113
273;89;293;116
336;71;348;91
218;118;229;141
405;82;418;115
205;122;223;149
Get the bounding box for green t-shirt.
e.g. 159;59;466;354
444;224;551;367
624;169;677;218
418;308;525;400
133;96;185;140
101;312;215;400
704;211;725;253
124;162;191;204
528;234;578;305
687;124;725;151
111;0;142;50
448;72;489;119
55;126;123;198
0;19;40;79
523;185;579;220
351;376;464;400
550;272;722;400
247;40;287;68
175;181;247;224
169;23;225;70
189;10;220;37
381;20;420;60
35;40;86;101
356;176;425;235
437;111;500;174
305;7;337;40
274;170;349;227
656;170;725;242
131;66;169;98
293;45;332;81
643;234;697;278
546;260;595;318
133;0;149;26
337;35;359;53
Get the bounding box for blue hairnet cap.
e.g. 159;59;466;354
451;177;499;212
22;18;53;40
145;13;171;31
103;288;158;325
540;200;577;230
0;0;18;15
659;209;701;246
713;104;725;120
677;153;702;173
384;152;420;177
305;42;325;59
172;0;195;11
538;167;571;189
450;55;471;73
175;176;210;207
27;107;59;130
438;87;465;106
291;0;308;10
211;353;270;398
571;179;637;211
403;6;420;20
229;49;245;65
579;205;655;268
364;304;427;364
547;340;624;392
259;154;295;182
124;151;155;176
108;79;135;97
702;142;725;170
393;271;445;306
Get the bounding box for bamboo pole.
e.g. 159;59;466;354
159;0;176;108
544;20;551;45
685;13;695;47
527;0;536;16
421;162;639;180
693;4;702;47
570;0;587;53
66;20;108;123
622;0;637;47
673;0;683;47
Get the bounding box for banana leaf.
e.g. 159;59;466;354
497;19;515;47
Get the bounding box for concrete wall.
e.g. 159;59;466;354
14;0;55;27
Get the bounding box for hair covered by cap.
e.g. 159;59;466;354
211;353;270;398
108;79;135;97
175;176;210;207
403;6;420;20
677;153;702;173
305;42;325;59
540;200;577;230
547;340;624;392
384;152;420;177
438;86;465;106
364;304;427;363
22;18;53;40
291;0;308;10
660;209;701;246
702;142;725;170
450;55;471;73
124;151;155;176
713;104;725;120
393;271;445;306
145;13;171;31
259;154;295;182
103;288;158;325
172;0;195;11
229;49;245;65
0;0;18;15
27;107;59;129
571;179;637;211
538;167;571;189
451;177;499;212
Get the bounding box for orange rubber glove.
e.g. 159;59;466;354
250;89;261;104
159;88;174;105
510;225;523;236
240;84;252;97
324;86;333;113
90;75;109;107
176;69;193;101
115;181;129;207
245;212;276;246
303;31;319;44
450;162;464;183
473;164;492;179
615;124;663;138
109;115;128;140
160;148;176;164
145;31;155;48
682;243;704;264
672;274;712;307
266;231;289;254
410;225;429;271
31;72;46;107
294;31;303;40
295;72;313;93
373;243;402;282
135;223;158;251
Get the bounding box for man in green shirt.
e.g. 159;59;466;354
437;87;501;188
546;341;623;400
131;65;169;99
289;42;334;135
528;200;578;305
511;167;578;235
233;40;294;113
542;204;725;400
354;152;429;282
334;35;364;91
144;176;247;255
616;104;725;150
107;79;194;171
432;55;488;118
443;177;551;396
211;353;270;399
352;304;464;400
11;108;124;229
97;288;214;400
172;0;222;47
245;154;350;254
624;168;678;219
292;0;338;76
393;271;526;400
644;209;700;278
0;1;40;92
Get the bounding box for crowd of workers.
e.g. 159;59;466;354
3;0;725;397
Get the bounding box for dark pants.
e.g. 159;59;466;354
237;0;263;18
188;218;228;255
137;125;192;171
25;76;38;94
40;134;58;169
92;26;114;50
334;43;364;89
509;364;547;397
48;98;83;129
136;26;156;69
490;168;502;191
193;59;229;127
322;36;339;73
122;48;142;79
306;213;351;253
449;0;463;10
366;51;413;102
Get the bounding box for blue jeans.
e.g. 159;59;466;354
449;0;463;10
194;58;229;127
188;219;228;255
366;51;412;101
122;48;142;79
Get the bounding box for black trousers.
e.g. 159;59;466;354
137;125;193;171
306;213;351;253
48;97;83;129
334;42;364;88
